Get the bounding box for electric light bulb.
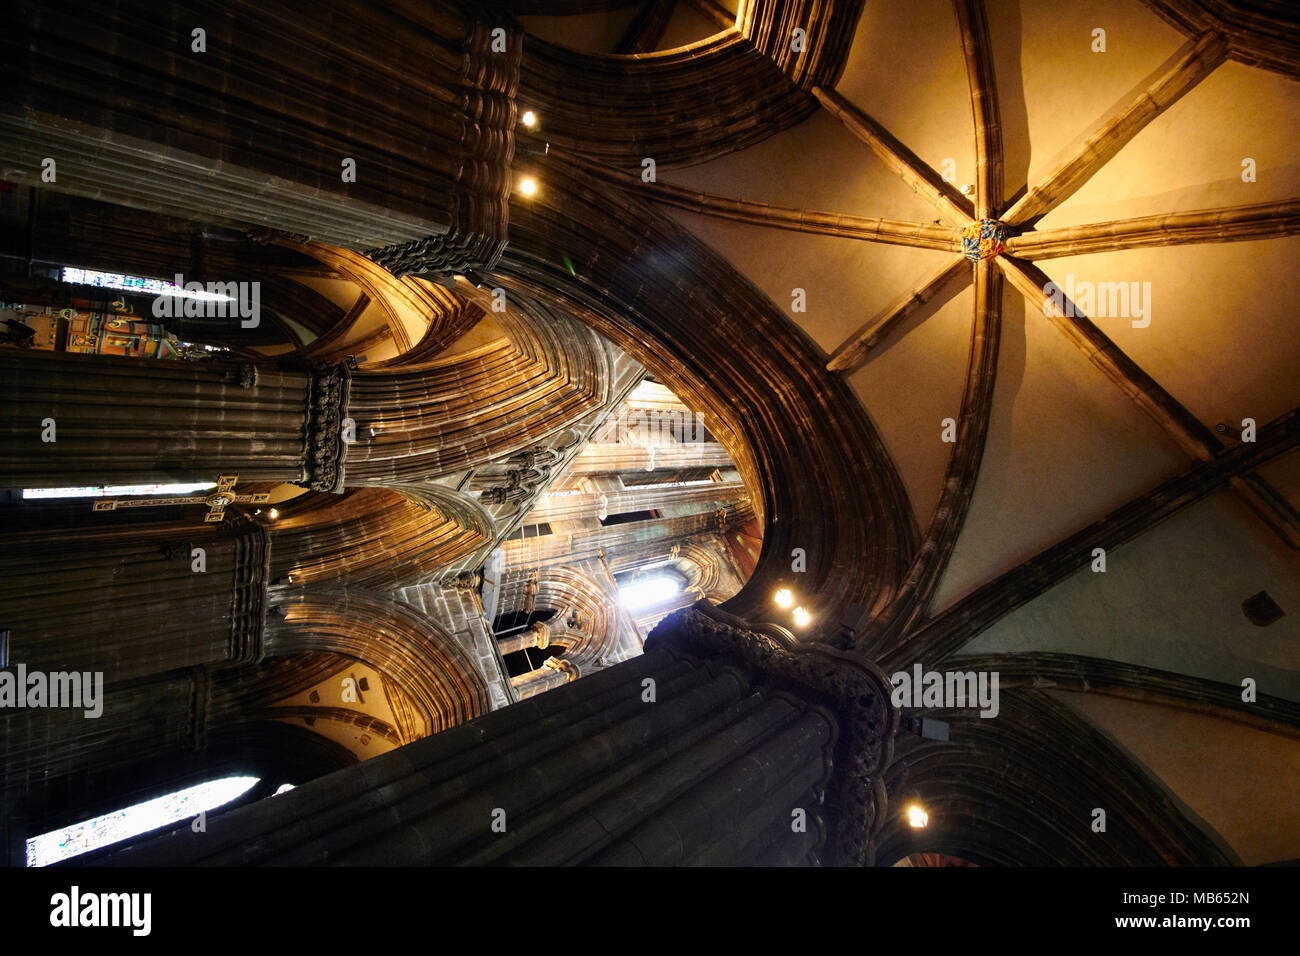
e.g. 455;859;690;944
519;177;537;196
774;588;793;608
792;606;811;627
907;804;929;828
521;110;537;128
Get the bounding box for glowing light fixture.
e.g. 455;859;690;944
774;588;793;608
519;177;538;196
907;804;929;829
521;110;537;128
268;508;279;520
792;606;811;628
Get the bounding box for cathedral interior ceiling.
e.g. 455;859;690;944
0;0;1297;870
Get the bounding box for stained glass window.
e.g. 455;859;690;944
25;775;260;866
61;267;233;302
24;482;216;499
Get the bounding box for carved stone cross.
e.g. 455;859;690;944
92;474;270;522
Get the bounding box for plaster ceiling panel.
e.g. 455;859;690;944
1255;448;1300;514
848;286;975;529
293;276;362;311
519;10;641;53
656;5;726;51
956;492;1300;698
833;0;976;192
1005;0;1184;200
931;281;1188;609
666;110;941;221
1039;60;1300;228
665;207;952;358
1050;691;1300;865
1033;237;1300;432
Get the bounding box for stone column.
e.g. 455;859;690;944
0;517;270;685
1;0;520;275
497;619;552;656
78;602;897;866
0;352;349;491
509;654;578;701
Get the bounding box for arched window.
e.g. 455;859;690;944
25;775;260;866
502;643;565;678
615;568;686;612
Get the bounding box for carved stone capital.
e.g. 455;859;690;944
222;361;259;389
299;363;352;492
227;521;272;667
645;601;898;866
245;227;312;245
365;223;509;280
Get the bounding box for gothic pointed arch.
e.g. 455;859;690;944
264;587;492;733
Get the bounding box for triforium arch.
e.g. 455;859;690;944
491;564;629;699
492;162;920;629
264;587;493;734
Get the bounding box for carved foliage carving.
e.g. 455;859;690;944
300;363;352;492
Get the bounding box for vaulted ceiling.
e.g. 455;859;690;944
506;0;1300;863
2;0;1296;866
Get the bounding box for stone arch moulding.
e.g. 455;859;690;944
264;587;492;734
493;163;921;635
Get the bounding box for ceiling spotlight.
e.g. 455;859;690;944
907;804;929;829
268;508;279;520
519;177;537;196
792;606;811;628
774;588;793;608
521;110;537;128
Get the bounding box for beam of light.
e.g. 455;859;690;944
25;775;260;866
24;482;216;499
619;574;682;612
